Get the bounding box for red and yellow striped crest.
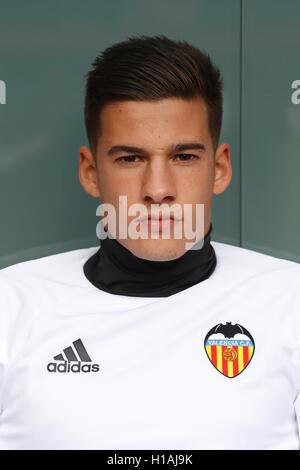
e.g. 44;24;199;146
204;322;255;378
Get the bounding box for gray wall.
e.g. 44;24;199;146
0;0;299;268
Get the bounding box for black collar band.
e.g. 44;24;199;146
83;223;217;298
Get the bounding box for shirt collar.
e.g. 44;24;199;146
83;223;217;297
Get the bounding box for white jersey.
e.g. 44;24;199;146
0;241;300;450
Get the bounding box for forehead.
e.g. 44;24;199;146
98;97;210;144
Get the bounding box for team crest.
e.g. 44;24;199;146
204;322;255;378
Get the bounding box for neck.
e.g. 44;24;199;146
83;223;217;297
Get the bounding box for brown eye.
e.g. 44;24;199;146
116;155;142;163
174;154;198;161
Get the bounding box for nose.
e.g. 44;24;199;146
140;157;177;205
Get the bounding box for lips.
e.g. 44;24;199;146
137;211;182;225
147;214;174;221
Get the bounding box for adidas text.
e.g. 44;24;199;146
47;361;100;373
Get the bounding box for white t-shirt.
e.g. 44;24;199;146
0;241;300;450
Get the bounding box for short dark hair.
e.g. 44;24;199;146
84;35;223;152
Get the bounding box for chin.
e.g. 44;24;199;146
129;238;188;262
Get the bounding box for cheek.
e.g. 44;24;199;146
99;168;140;204
178;168;214;200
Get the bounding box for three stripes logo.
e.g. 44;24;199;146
47;338;100;373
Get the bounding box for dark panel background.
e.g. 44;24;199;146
2;1;298;267
241;0;300;262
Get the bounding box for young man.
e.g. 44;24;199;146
0;35;300;450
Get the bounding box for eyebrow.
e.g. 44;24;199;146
107;142;206;156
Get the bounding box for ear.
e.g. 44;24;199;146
78;145;101;198
213;142;233;195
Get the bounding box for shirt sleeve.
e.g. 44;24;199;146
291;270;300;446
293;350;300;447
0;276;28;415
0;277;10;414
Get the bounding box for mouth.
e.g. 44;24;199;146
137;212;181;223
136;213;181;235
147;214;175;222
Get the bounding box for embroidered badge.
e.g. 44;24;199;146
204;322;255;378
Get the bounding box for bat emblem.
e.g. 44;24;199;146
204;322;255;378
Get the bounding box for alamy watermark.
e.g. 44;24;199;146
291;80;300;105
95;196;205;250
0;80;6;104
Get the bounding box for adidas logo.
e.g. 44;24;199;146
47;338;100;373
